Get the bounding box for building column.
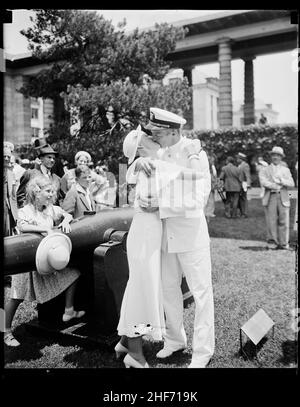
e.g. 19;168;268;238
183;67;193;86
217;37;233;127
183;66;194;129
243;56;256;125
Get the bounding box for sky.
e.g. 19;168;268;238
3;9;298;124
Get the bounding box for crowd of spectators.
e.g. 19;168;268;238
3;141;117;238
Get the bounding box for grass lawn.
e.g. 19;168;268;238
4;198;298;369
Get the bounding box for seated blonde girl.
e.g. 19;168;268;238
4;175;85;347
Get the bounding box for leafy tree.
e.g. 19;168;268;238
20;9;191;174
53;77;191;175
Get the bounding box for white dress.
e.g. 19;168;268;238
117;171;166;341
11;204;80;304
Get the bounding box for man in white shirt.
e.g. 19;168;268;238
259;146;295;249
136;107;214;368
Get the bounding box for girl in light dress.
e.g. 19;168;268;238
4;175;85;347
116;130;204;368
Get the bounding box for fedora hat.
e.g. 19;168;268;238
270;146;285;157
38;144;58;157
35;232;72;275
123;125;143;164
145;107;186;131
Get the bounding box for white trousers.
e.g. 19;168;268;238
161;246;215;366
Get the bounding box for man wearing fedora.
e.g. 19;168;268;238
17;144;62;208
133;107;214;368
259;146;295;249
236;152;251;218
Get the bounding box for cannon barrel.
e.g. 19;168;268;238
4;207;134;275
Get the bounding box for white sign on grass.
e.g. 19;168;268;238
241;308;275;345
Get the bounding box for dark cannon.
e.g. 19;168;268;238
4;207;135;275
4;207;193;347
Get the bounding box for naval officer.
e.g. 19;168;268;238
136;107;214;368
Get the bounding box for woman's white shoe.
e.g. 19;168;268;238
123;354;149;368
4;331;20;347
114;341;129;359
62;310;85;322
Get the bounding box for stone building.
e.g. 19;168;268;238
4;53;54;146
232;99;279;127
164;71;279;130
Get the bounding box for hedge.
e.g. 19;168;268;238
183;124;298;186
14;124;298;187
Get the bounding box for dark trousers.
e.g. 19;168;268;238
225;191;240;218
238;190;248;216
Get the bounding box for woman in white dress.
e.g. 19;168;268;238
116;128;205;368
4;175;85;347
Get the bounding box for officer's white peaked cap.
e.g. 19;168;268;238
145;107;186;131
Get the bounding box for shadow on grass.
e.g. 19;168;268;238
143;341;191;367
4;323;59;365
4;321;103;366
62;339;191;369
240;244;298;252
278;340;298;366
63;344;122;368
63;339;167;368
239;246;270;251
236;337;268;361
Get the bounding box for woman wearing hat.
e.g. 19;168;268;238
60;151;108;209
62;165;96;218
4;175;85;347
60;151;92;194
116;127;206;368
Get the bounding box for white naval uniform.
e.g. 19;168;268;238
118;157;200;341
157;137;214;367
